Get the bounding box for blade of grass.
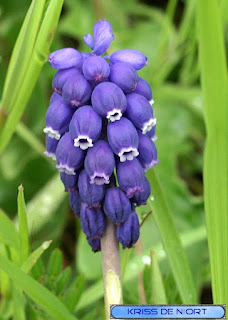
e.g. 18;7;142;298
0;0;63;153
12;285;26;320
197;0;228;305
0;245;11;297
17;185;30;264
0;254;78;320
0;209;20;251
150;250;167;304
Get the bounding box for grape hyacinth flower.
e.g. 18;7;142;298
44;18;159;253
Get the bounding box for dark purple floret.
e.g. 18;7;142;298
133;177;151;206
43;98;74;140
69;105;102;150
110;49;147;70
92;82;127;121
85;140;115;185
82;56;110;84
125;93;156;134
138;131;160;171
55;132;85;175
88;239;101;252
92;19;114;55
52;67;81;95
116;158;145;198
69;191;81;218
49;48;83;69
80;203;106;240
109;62;139;93
104;187;131;225
133;77;152;101
78;170;105;208
61;172;78;192
44;136;58;160
116;211;140;248
107;117;139;162
50;92;61;104
62;74;92;107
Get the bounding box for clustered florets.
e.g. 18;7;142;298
43;19;159;252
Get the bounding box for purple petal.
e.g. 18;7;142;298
138;131;160;171
117;211;140;248
49;48;83;69
50;92;61;104
133;177;151;206
44;136;58;160
82;56;110;84
83;33;94;49
61;172;79;192
110;49;147;70
52;67;81;95
69;191;81;218
133;77;152;101
93;19;114;55
109;62;139;93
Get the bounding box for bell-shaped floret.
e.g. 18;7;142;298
69;105;102;150
60;172;78;192
49;48;83;69
107;117;139;162
104;187;131;224
146;125;157;141
92;19;114;55
110;49;147;70
69;191;81;218
62;74;92;107
43;98;74;140
52;67;81;95
80;204;106;240
125;93;156;134
138;131;160;171
117;211;140;248
50;92;61;104
85;140;115;185
133;77;152;101
133;177;151;206
78;170;105;208
116;158;145;198
109;62;139;93
83;56;110;84
44;136;58;160
92;82;126;122
55;132;85;175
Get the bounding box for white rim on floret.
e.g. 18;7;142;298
144;159;160;172
141;118;157;134
43;127;61;140
56;164;76;175
44;151;56;161
151;135;158;142
90;172;110;185
106;109;122;122
118;147;139;162
149;99;154;105
74;135;93;150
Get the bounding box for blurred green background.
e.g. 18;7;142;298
1;0;226;318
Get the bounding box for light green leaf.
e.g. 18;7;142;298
47;249;63;287
0;209;20;251
64;274;85;312
12;284;26;320
150;250;167;304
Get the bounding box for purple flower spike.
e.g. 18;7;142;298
44;136;58;160
107;117;139;162
110;49;147;70
69;105;102;150
52;67;81;95
117;211;140;248
62;74;92;107
43;98;74;140
50;92;61;104
133;177;151;206
69;192;81;218
93;19;114;55
80;203;106;240
92;82;127;122
88;239;101;252
78;170;105;208
85;140;115;185
61;172;78;192
126;93;156;134
109;62;139;93
133;77;152;101
146;125;157;142
104;187;131;225
83;34;94;49
117;158;145;198
55;132;85;175
138;131;160;171
83;56;110;84
49;48;83;69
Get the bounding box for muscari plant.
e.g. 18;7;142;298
43;19;159;253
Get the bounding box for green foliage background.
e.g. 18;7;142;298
0;0;227;319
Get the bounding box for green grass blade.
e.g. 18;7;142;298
0;254;78;320
0;209;20;251
17;185;30;263
0;0;63;153
12;285;26;320
197;0;228;305
150;250;167;304
145;169;197;304
0;246;10;297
